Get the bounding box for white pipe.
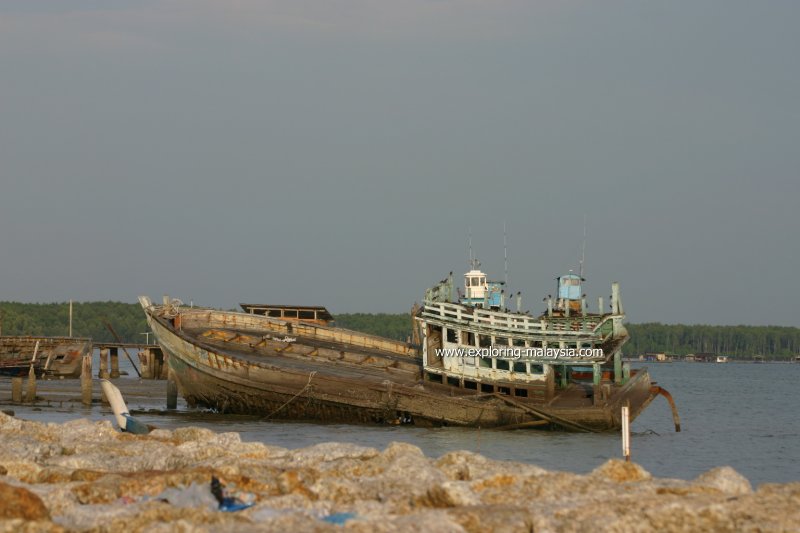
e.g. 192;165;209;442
621;405;630;461
101;379;129;431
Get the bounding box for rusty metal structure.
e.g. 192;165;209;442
140;263;677;431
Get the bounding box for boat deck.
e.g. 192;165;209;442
184;327;424;386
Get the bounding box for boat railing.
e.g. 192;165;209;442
421;301;615;339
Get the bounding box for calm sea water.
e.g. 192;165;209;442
8;361;800;486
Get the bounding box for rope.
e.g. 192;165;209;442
162;299;184;318
262;371;316;420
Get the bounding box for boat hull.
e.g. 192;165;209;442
0;336;92;378
143;300;658;431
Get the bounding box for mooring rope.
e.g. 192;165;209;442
262;371;317;420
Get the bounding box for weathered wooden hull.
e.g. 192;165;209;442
142;301;658;431
0;336;92;378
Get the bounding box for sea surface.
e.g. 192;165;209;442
7;361;799;486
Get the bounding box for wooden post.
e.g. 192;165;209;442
559;365;568;389
166;368;178;409
593;363;601;387
138;349;150;379
592;363;602;406
622;362;631;384
81;354;92;406
545;364;555;401
98;348;109;379
614;349;622;384
110;347;120;379
26;365;37;403
158;350;168;380
621;404;631;461
11;377;23;403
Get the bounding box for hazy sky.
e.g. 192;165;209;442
1;1;797;326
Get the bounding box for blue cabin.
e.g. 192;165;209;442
557;273;583;300
554;272;584;314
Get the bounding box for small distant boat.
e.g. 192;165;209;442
0;336;92;377
716;355;729;363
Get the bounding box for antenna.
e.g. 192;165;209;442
579;214;587;279
468;229;473;266
468;229;480;270
503;221;509;286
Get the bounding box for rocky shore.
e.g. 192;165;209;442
1;412;798;532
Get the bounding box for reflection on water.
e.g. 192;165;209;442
8;361;800;485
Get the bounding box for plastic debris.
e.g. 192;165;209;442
322;512;357;525
152;477;255;512
211;476;256;512
122;414;150;435
156;482;219;511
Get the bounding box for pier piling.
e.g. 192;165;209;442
81;354;92;406
166;368;178;409
98;348;110;379
11;377;23;403
110;347;120;379
26;365;37;402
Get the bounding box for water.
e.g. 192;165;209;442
8;360;800;486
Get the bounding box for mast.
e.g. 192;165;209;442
504;221;509;286
579;215;587;279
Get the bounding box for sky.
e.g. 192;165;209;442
0;1;797;326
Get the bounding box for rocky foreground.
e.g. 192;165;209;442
0;413;798;532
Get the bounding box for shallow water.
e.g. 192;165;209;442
8;361;800;486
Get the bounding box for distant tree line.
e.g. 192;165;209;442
1;302;798;358
333;313;415;341
625;323;800;359
0;302;148;344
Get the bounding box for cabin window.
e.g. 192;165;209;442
446;328;457;343
447;376;460;387
283;310;298;318
581;342;592;349
531;364;544;374
479;335;491;348
464;380;478;390
461;331;476;346
495;337;509;346
496;359;510;371
464;356;476;366
513;362;527;373
513;338;526;347
480;277;485;285
514;388;528;398
532;340;543;348
481;383;494;393
299;310;315;319
498;386;511;395
267;309;282;317
426;372;443;383
479;357;492;368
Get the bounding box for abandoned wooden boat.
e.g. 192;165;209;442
140;266;678;432
0;336;92;377
415;265;679;431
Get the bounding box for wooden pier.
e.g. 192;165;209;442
92;342;168;380
0;374;170;411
